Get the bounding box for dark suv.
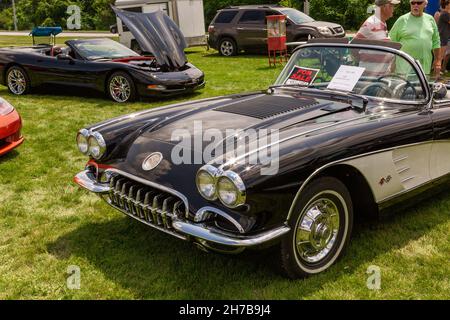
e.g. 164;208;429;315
208;5;346;56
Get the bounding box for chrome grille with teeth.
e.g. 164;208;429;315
108;174;186;232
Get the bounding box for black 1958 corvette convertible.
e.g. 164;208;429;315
0;8;205;103
74;39;450;278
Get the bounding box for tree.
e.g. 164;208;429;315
0;0;116;30
0;0;416;31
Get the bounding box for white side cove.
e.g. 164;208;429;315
342;141;450;203
430;141;450;180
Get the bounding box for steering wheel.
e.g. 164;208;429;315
313;77;327;83
359;82;394;98
377;74;417;100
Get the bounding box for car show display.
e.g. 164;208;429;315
74;39;450;278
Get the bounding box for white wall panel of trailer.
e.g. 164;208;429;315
114;0;206;48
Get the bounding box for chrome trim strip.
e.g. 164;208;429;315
401;176;416;183
220;113;372;169
397;166;411;174
393;155;408;163
378;174;450;205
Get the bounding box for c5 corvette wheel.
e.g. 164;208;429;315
6;66;30;95
280;177;353;278
107;71;136;103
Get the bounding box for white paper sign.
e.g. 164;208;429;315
327;65;366;92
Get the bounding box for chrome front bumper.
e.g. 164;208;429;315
74;170;290;250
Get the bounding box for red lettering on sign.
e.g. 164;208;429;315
290;69;313;83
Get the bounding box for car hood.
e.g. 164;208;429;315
112;6;187;71
142;93;360;142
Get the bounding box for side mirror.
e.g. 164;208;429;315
433;82;447;99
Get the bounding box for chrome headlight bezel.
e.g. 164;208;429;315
76;129;90;155
88;131;107;160
216;171;246;209
196;165;220;201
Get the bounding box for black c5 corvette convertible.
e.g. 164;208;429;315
0;9;205;103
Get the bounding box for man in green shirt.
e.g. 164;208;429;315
389;0;441;76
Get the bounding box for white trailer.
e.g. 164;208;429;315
114;0;206;50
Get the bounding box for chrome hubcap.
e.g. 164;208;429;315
110;76;131;102
295;198;340;263
8;70;26;95
220;41;234;56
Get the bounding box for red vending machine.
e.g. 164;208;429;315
267;15;287;67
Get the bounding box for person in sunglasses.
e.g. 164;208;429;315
390;0;441;76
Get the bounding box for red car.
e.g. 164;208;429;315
0;97;24;156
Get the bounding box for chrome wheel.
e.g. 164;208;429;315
7;69;27;95
294;194;341;264
220;40;235;56
109;75;131;102
281;177;353;278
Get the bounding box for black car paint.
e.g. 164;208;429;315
0;40;205;98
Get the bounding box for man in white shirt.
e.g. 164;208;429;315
355;0;400;41
353;0;400;76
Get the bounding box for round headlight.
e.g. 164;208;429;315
196;165;219;200
217;171;246;208
76;129;89;155
88;132;106;160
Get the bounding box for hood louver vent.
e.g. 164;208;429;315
214;96;318;119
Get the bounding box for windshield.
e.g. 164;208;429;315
279;9;314;24
274;45;427;102
72;39;140;60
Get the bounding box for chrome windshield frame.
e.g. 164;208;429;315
275;42;431;107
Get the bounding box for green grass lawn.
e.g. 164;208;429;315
0;36;449;300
